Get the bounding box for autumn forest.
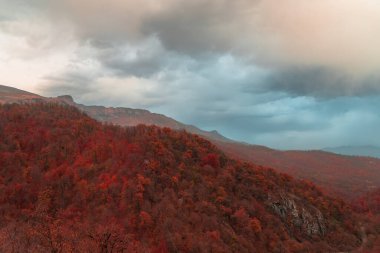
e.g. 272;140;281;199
0;103;379;252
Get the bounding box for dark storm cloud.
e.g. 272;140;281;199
101;53;163;78
195;110;327;134
185;95;380;149
141;1;251;56
262;68;380;98
90;38;170;78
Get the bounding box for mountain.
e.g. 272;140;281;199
2;84;380;200
323;145;380;159
0;84;42;103
0;103;363;252
57;95;233;143
0;85;231;143
215;141;380;200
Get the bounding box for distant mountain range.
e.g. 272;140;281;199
323;145;380;159
2;84;380;199
216;141;380;199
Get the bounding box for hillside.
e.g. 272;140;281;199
0;85;42;103
216;141;380;199
0;103;362;252
1;85;380;200
0;85;231;143
60;95;232;143
351;188;380;252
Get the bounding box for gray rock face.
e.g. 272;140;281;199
57;95;74;103
268;192;326;237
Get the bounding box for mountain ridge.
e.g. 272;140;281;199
1;84;380;199
0;85;232;143
323;145;380;159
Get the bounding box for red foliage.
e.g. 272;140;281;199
0;103;363;252
201;153;220;168
216;141;380;200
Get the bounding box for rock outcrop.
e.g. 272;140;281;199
268;192;327;238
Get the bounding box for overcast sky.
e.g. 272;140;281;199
1;0;380;149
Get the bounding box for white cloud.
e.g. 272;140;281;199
0;18;76;91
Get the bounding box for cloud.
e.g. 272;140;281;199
92;37;171;78
255;0;380;74
44;0;380;96
261;67;380;98
253;100;380;150
1;0;380;149
46;0;380;72
3;0;380;91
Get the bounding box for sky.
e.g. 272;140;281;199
1;0;380;149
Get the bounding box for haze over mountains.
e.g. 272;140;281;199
323;145;380;159
2;84;380;200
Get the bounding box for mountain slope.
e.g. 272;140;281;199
0;84;42;103
0;86;231;143
215;141;380;199
1;84;380;200
0;103;362;252
351;187;380;252
60;95;232;143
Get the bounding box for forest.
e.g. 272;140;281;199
0;103;374;252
